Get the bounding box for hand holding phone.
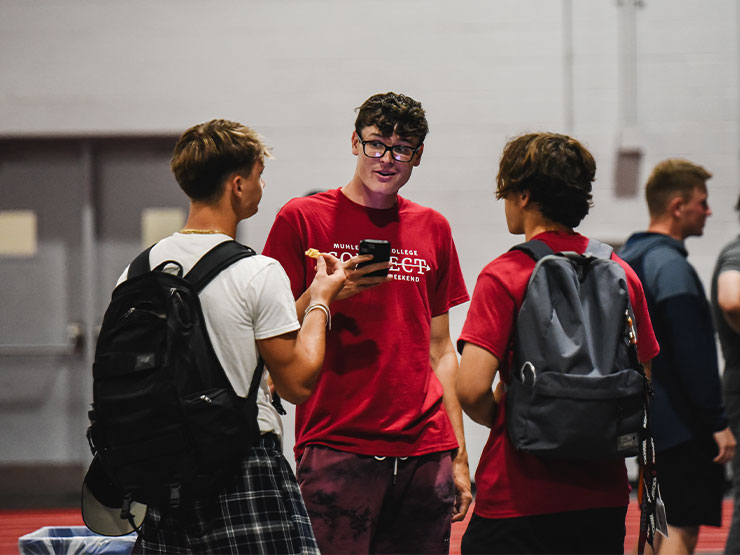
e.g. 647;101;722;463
357;239;391;277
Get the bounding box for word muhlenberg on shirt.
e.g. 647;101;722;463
330;242;431;283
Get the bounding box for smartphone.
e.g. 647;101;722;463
357;239;391;277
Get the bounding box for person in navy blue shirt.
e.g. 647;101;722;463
620;158;736;555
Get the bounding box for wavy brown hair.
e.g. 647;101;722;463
496;132;595;228
355;92;429;144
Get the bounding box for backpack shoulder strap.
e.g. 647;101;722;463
512;238;616;261
509;239;555;262
585;238;614;259
248;358;266;402
185;240;257;293
127;245;155;279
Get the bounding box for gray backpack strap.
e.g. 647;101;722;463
509;239;555;261
584;238;614;259
514;238;615;261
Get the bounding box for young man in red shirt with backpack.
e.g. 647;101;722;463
456;132;659;554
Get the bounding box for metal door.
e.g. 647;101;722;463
0;136;181;504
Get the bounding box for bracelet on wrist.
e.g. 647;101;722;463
304;303;331;329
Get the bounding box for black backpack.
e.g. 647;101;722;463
505;239;651;460
86;240;264;522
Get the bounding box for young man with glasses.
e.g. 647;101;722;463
263;92;471;554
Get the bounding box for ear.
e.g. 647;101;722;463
519;190;531;208
227;173;243;197
351;131;360;156
668;195;684;219
412;144;424;167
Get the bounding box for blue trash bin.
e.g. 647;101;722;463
18;526;136;555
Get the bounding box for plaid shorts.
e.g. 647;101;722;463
133;433;319;554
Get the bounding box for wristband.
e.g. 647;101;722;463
304;303;331;330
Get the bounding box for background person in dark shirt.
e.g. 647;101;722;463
620;158;736;555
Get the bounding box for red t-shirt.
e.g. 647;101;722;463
263;188;470;459
458;231;660;518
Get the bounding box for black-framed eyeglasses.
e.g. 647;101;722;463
357;134;422;163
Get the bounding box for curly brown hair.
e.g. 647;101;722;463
496;132;595;228
355;92;429;143
171;119;271;203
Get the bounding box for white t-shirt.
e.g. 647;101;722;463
117;232;300;439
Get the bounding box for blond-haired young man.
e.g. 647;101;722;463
124;119;347;554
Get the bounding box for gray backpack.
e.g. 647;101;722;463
506;239;650;460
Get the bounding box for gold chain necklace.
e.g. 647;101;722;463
179;228;226;235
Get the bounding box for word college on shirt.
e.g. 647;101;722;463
331;242;431;282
